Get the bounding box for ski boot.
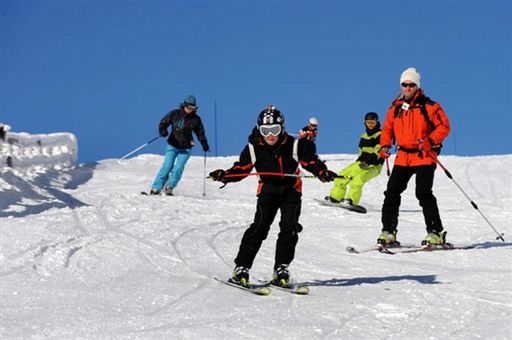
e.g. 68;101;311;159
377;230;400;247
421;231;446;246
272;264;290;287
164;187;174;196
149;188;160;195
341;198;353;205
324;196;340;203
229;266;250;287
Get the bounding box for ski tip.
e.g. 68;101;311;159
255;287;273;296
294;286;310;295
345;246;360;254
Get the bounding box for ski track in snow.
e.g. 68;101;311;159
1;154;511;339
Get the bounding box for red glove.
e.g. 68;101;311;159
418;138;432;152
379;146;391;159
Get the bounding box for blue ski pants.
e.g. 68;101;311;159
152;145;192;190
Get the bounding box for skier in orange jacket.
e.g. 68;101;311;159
377;67;451;247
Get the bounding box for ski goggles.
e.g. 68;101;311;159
259;124;282;137
365;119;377;126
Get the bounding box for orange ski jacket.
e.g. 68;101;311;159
381;89;451;166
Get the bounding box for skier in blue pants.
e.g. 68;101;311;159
152;145;192;192
150;95;209;196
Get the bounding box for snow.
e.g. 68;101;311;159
1;151;512;339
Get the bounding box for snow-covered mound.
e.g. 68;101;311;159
1;128;78;171
1;153;511;339
0;128;85;217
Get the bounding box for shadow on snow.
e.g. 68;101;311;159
0;162;97;218
305;274;441;287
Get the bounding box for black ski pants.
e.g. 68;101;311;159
235;189;302;270
381;164;443;233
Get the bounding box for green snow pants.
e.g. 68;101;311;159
329;161;382;205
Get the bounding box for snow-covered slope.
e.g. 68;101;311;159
1;153;511;339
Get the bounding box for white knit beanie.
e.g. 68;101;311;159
400;67;421;88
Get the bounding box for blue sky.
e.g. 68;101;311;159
2;1;511;163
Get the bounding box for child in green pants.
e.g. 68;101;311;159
327;112;384;206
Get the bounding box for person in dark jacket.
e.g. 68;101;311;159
150;95;209;196
209;105;337;287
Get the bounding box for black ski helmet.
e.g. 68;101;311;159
257;105;285;130
364;112;379;121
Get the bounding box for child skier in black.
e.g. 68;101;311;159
209;105;337;287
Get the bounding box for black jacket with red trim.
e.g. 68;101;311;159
223;129;327;195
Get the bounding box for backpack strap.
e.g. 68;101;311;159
418;97;436;132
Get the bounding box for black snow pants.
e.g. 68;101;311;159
234;189;302;270
381;164;443;233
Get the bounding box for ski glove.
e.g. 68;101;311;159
317;169;337;183
209;169;226;182
202;143;210;152
159;129;169;137
418;138;432;152
379;146;391;159
359;161;369;170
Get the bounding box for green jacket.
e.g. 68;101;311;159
357;129;384;166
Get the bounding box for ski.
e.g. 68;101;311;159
388;243;477;254
214;277;272;296
140;191;173;196
258;280;310;295
347;243;477;255
270;283;310;295
346;243;415;254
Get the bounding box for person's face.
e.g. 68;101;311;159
263;134;279;145
401;81;419;99
184;105;196;113
259;124;281;145
365;119;377;129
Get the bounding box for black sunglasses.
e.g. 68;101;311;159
401;83;417;88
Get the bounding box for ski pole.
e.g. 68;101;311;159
207;172;350;179
385;158;391;177
428;151;505;241
120;136;160;160
202;151;207;197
